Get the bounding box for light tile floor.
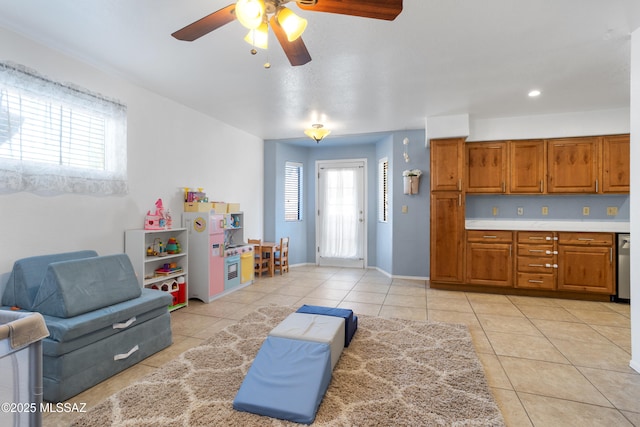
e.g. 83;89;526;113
44;265;639;426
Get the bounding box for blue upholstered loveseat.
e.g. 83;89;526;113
0;250;173;402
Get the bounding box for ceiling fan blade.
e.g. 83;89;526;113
297;0;403;21
270;15;312;66
172;4;237;41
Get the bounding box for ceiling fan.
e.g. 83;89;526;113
171;0;403;67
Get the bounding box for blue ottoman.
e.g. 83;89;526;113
233;336;332;424
296;305;358;347
269;312;344;370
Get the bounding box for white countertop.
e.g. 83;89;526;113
465;220;630;233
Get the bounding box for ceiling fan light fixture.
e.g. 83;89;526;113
304;123;331;143
235;0;266;30
277;7;308;41
244;21;269;49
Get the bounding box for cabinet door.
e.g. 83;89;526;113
430;138;464;192
601;134;630;193
557;245;614;294
466;142;507;193
466;241;513;287
547;137;598;193
430;192;464;283
509;140;545;193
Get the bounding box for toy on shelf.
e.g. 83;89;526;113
184;187;208;203
145;198;172;230
166;237;180;254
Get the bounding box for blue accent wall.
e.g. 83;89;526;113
466;194;630;221
264;130;429;277
391;131;430;277
263;142;309;266
376;135;394;274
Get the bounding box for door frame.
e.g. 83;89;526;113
315;158;368;268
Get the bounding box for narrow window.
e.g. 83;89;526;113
378;157;388;222
285;161;303;221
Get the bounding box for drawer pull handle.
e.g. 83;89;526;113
529;237;544;240
528;264;544;267
113;316;137;330
528;249;544;253
483;235;497;239
528;280;544;283
545;263;558;269
545;250;558;255
114;345;139;361
578;238;594;241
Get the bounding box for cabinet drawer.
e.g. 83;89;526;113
558;232;613;246
516;272;556;290
517;244;556;257
467;230;513;243
517;231;556;243
517;256;556;273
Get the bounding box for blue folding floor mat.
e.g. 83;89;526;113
233;336;332;424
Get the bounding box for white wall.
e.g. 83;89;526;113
468;108;630;141
0;28;264;273
630;28;640;373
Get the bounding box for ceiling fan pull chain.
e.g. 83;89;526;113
264;48;271;69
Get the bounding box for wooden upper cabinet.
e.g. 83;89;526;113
601;134;630;193
509;140;546;193
547;137;599;193
430;138;464;192
465;142;507;193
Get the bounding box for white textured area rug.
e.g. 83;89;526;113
71;306;505;426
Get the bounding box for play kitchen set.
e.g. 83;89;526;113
182;188;254;303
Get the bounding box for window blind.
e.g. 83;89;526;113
285;161;303;221
0;62;127;195
378;158;388;222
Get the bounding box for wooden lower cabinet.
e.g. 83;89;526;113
430;192;465;283
434;229;616;300
465;231;513;287
557;232;614;294
515;231;557;290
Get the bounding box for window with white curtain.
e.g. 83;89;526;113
378;157;388;222
285;161;303;221
0;62;127;195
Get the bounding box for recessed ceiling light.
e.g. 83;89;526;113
528;90;541;97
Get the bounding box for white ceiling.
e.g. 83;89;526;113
0;0;639;143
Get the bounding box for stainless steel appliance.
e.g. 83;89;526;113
616;234;630;302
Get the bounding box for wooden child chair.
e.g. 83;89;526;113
274;237;289;275
249;239;269;277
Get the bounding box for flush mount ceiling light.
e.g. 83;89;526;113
171;0;403;67
304;123;331;143
528;89;541;97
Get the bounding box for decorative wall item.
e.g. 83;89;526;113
403;137;410;162
403;169;422;195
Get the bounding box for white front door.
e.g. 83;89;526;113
316;160;366;268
